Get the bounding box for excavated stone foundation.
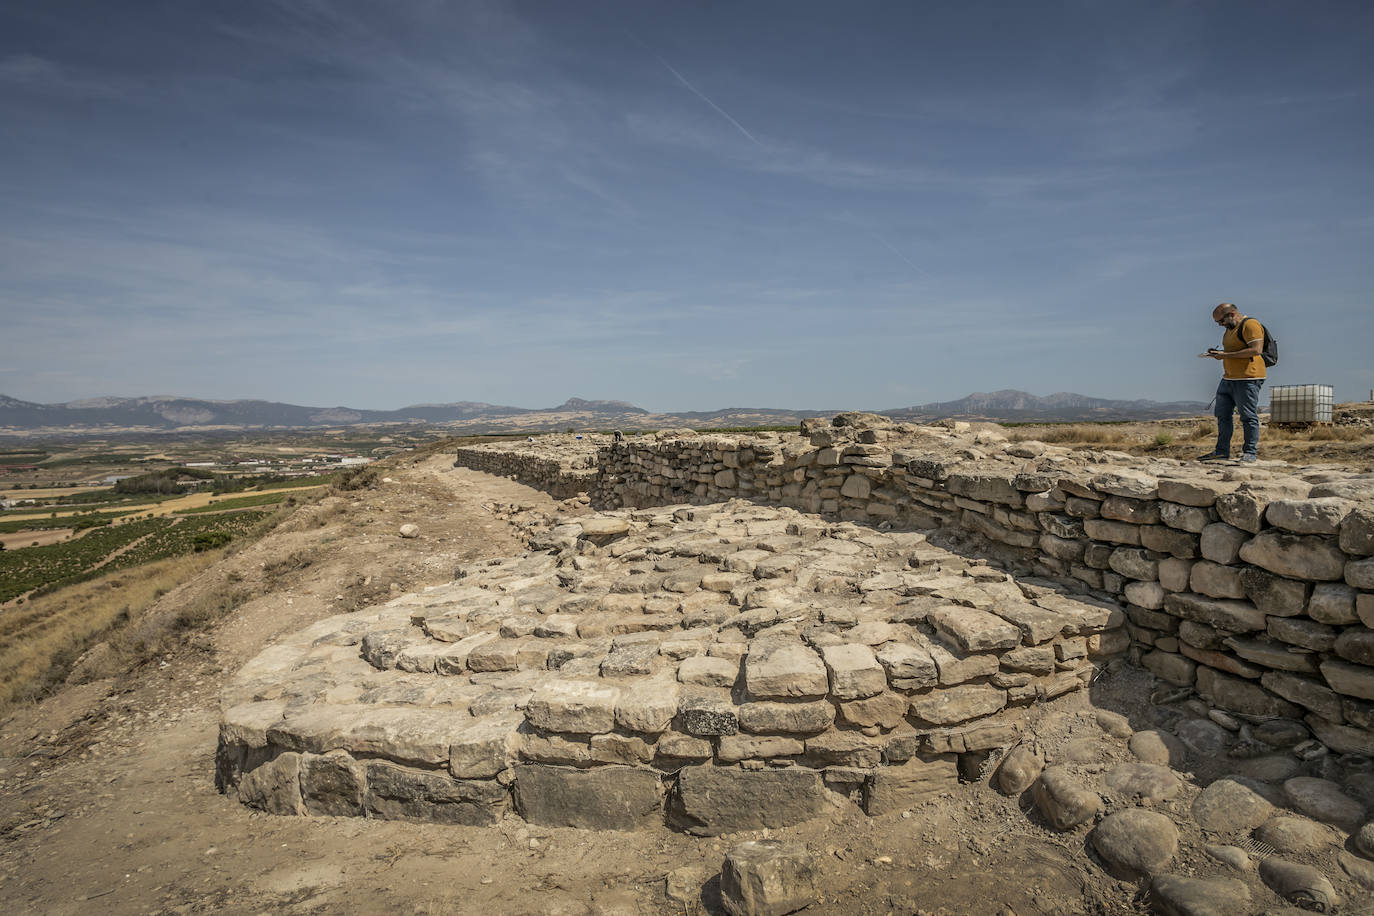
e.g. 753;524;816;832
218;501;1125;831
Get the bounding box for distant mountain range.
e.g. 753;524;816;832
0;390;1209;436
887;390;1210;422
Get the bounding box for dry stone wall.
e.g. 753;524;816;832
458;414;1374;756
219;503;1126;832
452;434;604;499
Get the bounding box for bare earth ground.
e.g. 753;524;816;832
0;457;1270;915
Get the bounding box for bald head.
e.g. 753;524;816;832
1213;302;1241;329
1213;303;1237;320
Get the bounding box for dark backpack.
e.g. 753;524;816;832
1240;317;1279;367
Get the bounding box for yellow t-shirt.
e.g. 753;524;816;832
1223;316;1266;380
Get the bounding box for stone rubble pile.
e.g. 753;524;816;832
454;413;1374;759
218;503;1127;832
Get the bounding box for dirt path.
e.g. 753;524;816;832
0;457;1111;916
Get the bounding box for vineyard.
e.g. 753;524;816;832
0;510;270;602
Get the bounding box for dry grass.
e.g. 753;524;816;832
1003;413;1374;470
0;551;222;714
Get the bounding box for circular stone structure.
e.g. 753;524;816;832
218;502;1127;833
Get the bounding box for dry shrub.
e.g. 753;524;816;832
0;552;220;714
1027;425;1132;445
1308;426;1363;442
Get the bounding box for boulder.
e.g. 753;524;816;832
1258;858;1338;912
720;840;817;916
1282;776;1367;831
1032;767;1102;830
1191;778;1274;834
995;744;1044;795
1089;809;1178;880
1148;875;1253;916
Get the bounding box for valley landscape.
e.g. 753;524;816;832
2;399;1374;915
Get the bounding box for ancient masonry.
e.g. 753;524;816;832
218;416;1374;842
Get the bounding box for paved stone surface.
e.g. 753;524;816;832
221;501;1123;830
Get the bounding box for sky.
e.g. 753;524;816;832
1;0;1372;412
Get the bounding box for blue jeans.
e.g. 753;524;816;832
1214;378;1264;458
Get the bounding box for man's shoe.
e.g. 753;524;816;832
1198;453;1228;462
1238;454;1257;463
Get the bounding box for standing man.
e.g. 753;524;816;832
1200;302;1266;462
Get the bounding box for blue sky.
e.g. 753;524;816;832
2;0;1371;411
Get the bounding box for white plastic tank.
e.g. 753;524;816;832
1269;384;1333;423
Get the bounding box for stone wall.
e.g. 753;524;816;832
456;416;1374;755
453;434;603;499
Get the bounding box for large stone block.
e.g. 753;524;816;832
1339;508;1374;556
1158;558;1193;593
1159;501;1211;533
237;752;305;815
1308;583;1359;625
1321;659;1374;700
946;472;1022;505
676;691;740;736
909;684;1007;725
928;605;1021;652
1260;671;1343;721
1228;636;1320;673
1140;525;1200;559
820;644;886;700
874;642;937;687
513;764;662;830
992;601;1071;644
1347;557;1374;590
744;642;828;699
365;761;506;825
721;841;818;916
1199;522;1249;564
1238;567;1311;617
615;678;681;733
525;680;621;734
1238;531;1347;581
1266;617;1336;653
1195;666;1301;718
668;765;828;835
1164;592;1265;632
1142;651;1195;687
736;701;834;735
1101;496;1160;525
1157;477;1238;507
1109;547;1158;581
299;752;366;817
1188;560;1246;600
1265;497;1354;535
862;755;959;815
1091;470;1158;500
449;714;522;778
1083;518;1141;545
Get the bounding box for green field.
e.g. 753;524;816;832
0;511;270;602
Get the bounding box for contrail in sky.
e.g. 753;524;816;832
623;27;926;278
623;27;761;146
652;54;762;147
867;231;930;278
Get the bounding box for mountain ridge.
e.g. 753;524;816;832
0;389;1210;434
